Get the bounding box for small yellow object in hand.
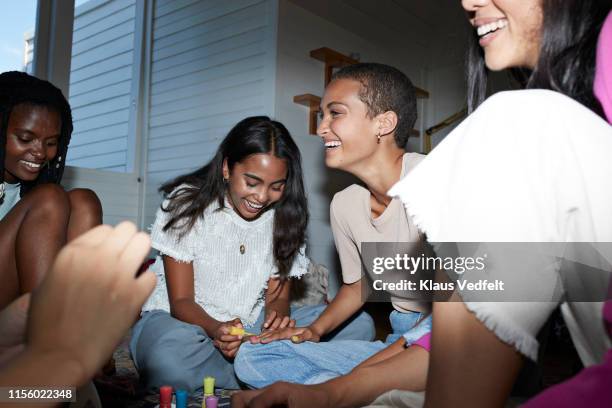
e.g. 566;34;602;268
230;326;255;336
291;335;300;343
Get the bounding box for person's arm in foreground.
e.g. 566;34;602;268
423;300;523;408
0;222;156;407
251;278;365;344
232;341;428;408
164;255;243;358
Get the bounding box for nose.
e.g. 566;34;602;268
316;111;329;138
30;140;45;160
461;0;488;12
255;188;268;204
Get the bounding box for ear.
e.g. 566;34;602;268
222;158;230;180
377;111;399;137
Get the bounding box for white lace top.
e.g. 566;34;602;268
142;187;309;326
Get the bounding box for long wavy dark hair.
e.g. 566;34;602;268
0;71;72;196
466;0;610;114
160;116;308;278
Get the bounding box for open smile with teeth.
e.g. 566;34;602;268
20;160;42;169
324;140;342;149
245;199;264;210
477;19;508;37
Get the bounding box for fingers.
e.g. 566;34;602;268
99;221;139;256
132;270;157;307
257;327;303;344
263;310;277;330
290;328;313;344
214;338;241;358
231;390;263;408
263;314;293;331
247;383;293;408
218;333;242;342
118;232;151;278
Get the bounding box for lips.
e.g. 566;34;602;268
474;18;508;47
243;198;264;214
19;159;43;173
323;139;342;153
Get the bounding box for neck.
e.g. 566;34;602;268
349;146;405;204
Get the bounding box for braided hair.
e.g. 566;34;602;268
0;71;73;197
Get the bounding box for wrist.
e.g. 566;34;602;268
308;322;326;338
316;381;343;407
208;321;223;339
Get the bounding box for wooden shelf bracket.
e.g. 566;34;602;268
293;94;321;135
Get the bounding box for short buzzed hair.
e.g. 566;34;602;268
331;63;417;149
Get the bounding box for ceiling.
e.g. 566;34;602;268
288;0;470;64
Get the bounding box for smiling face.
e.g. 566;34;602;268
462;0;543;70
317;78;379;172
223;153;287;220
3;103;61;183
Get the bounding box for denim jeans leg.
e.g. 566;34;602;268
235;339;386;388
129;310;240;391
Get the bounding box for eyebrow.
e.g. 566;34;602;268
13;129;61;139
318;101;348;111
244;173;286;184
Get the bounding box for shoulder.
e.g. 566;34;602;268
403;152;426;174
478;89;600;121
331;184;367;216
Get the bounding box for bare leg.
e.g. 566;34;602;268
67;188;103;242
0;184;70;310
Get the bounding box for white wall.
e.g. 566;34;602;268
61;166;139;225
67;0;138;172
142;0;279;228
274;0;433;293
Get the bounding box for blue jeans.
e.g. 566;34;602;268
235;310;431;389
129;304;374;391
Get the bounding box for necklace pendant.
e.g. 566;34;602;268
240;244;245;254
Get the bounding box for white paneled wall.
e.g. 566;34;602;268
61;166;139;226
143;0;278;228
67;0;137;173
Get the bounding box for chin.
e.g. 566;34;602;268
14;173;38;182
324;156;342;169
484;58;508;71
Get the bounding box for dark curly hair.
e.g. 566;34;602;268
0;71;73;196
331;63;417;149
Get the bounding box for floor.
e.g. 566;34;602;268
95;305;582;407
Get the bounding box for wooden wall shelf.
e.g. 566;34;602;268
293;94;321;135
310;47;358;85
415;88;429;99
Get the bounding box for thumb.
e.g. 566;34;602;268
290;328;308;344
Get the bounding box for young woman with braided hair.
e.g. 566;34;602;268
0;71;102;311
